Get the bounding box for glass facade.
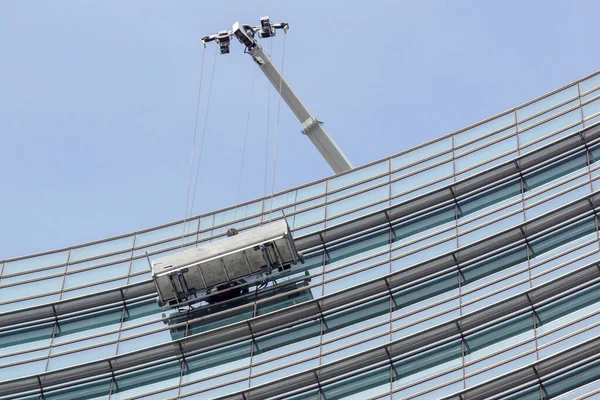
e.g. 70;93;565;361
1;71;600;399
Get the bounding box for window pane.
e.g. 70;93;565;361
391;138;452;170
519;109;581;145
517;85;578;121
580;73;600;93
3;251;69;275
455;113;515;147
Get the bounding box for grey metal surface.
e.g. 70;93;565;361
152;220;299;305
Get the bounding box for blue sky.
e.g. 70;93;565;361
1;0;600;259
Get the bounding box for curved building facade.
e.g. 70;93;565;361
2;71;600;399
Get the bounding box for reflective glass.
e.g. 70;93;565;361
581;73;600;93
48;343;117;370
517;85;578;121
326;185;388;218
3;250;68;275
322;366;390;400
69;236;134;262
519;109;582;145
136;220;197;247
584;98;600;118
392;341;462;389
111;360;181;400
518;99;580;131
391;137;452;170
454;113;515;147
64;261;130;289
42;378;111;400
455;126;515;157
0;275;63;302
455;135;518;172
391;162;453;196
328;161;388;192
0;265;65;285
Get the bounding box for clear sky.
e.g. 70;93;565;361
1;0;600;259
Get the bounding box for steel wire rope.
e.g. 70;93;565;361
184;45;219;244
180;45;208;247
267;31;287;223
261;37;274;226
234;67;257;210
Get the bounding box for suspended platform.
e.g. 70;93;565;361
152;220;303;307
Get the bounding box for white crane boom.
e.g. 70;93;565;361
202;17;353;174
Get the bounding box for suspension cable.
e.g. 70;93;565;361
181;45;207;247
235;67;257;209
187;45;219;234
268;31;287;223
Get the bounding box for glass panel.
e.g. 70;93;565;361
0;293;61;313
254;321;320;363
525;150;587;191
521;123;583;154
288;206;325;229
253;346;319;376
54;307;123;344
392;153;451;177
297;181;326;201
67;251;131;272
64;261;130;289
0;275;64;302
459;212;523;247
465;313;533;356
391;137;452;170
462;246;528;286
0;322;54;355
42;378;112;400
393;206;455;244
517;85;578;121
545;359;600;399
328;161;388;192
583;98;600;119
391;178;454;205
61;278;128;300
322;366;390;400
3;250;69;275
526;184;590;220
518;99;580;131
455;113;515;147
326;186;388;218
111;360;181;400
536;282;600;328
582;87;600;103
392;341;462;389
325;263;389;295
519;109;581;145
69;236;134;262
456;152;518;181
48;343;117;370
455;126;515;157
252;357;319;386
398;369;463;399
391;162;453;196
0;265;65;285
328;176;388;203
466;352;537;387
135;220;196;247
455;136;518;172
0;359;47;380
580;73;600;93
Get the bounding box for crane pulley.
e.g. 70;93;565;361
201;17;353;174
